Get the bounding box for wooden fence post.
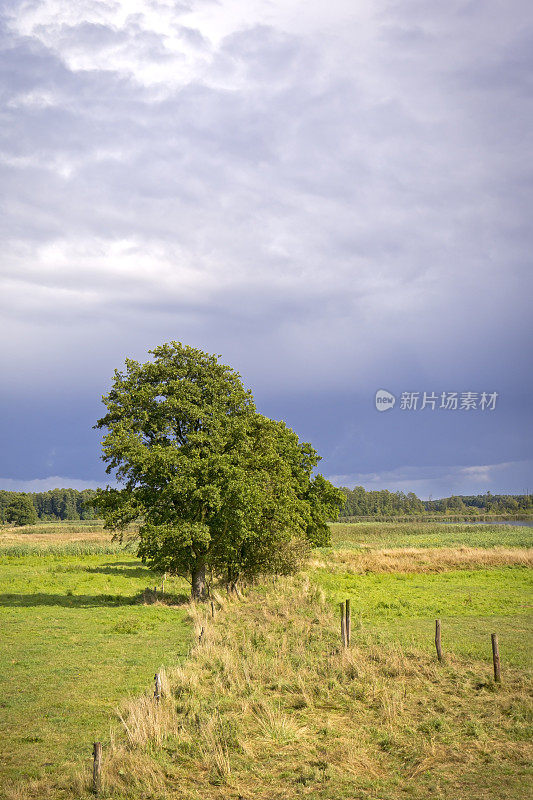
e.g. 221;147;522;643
340;602;347;648
210;600;215;618
154;672;162;703
435;619;443;662
491;633;501;682
345;599;351;647
92;742;102;796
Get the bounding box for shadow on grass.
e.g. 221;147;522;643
0;590;190;608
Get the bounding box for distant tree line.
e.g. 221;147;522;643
424;492;533;515
0;488;98;526
339;487;425;517
1;484;532;527
339;487;533;517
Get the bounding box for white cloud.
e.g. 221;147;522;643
328;460;533;500
0;476;104;492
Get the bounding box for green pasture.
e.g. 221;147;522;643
328;521;533;550
313;566;532;669
0;552;190;794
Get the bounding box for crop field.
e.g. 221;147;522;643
0;521;531;799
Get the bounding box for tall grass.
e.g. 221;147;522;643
0;521;138;557
339;514;533;522
312;545;533;573
0;522;105;536
329;521;533;550
0;541;135;557
30;575;529;800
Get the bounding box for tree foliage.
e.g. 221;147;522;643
339;486;533;518
0;493;38;526
95;342;344;597
0;488;97;522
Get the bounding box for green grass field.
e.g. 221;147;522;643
0;521;531;799
313;567;533;668
315;523;533;671
329;520;533;549
0;552;190;796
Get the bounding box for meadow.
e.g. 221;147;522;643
0;521;531;799
0;538;191;798
329;520;533;549
314;521;533;670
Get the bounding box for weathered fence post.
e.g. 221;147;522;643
491;633;501;682
92;742;102;796
435;619;443;662
345;599;351;647
154;672;162;703
210;600;215;618
340;601;347;648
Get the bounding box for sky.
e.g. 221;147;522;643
0;0;532;499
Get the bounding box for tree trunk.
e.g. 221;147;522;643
191;563;206;600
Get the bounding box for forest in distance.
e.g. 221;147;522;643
0;488;97;525
0;486;532;526
339;486;533;518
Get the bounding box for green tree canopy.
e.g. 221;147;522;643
95;342;343;598
4;494;38;526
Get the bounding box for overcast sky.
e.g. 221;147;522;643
1;0;532;498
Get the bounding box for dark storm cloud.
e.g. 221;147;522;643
0;0;531;493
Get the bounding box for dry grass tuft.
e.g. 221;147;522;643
199;714;232;781
0;529;110;545
117;669;178;748
311;546;533;573
94;738;168;797
2;777;64;800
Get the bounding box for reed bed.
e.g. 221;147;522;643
311;545;533;573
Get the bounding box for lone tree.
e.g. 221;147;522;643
95;342;344;598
